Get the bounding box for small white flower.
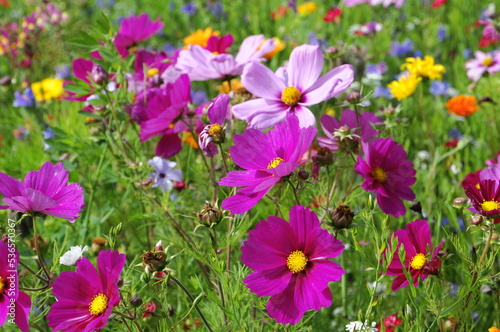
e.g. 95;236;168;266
59;245;88;266
345;320;378;332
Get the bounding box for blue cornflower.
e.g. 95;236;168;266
181;2;197;15
13;88;36;108
148;157;183;192
429;81;451;96
389;39;413;57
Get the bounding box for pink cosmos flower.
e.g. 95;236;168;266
205;34;234;54
176;34;275;81
114;13;164;58
219;115;316;214
465;51;500;82
317;109;381;153
127;49;172;93
344;0;405;8
198;94;231;157
241;205;345;325
355;138;416;218
47;249;126;331
232;44;354;129
0;240;31;332
0;161;84;222
386;219;444;291
465;179;500;218
479;20;500;49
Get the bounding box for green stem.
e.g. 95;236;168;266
170;276;214;332
287;179;301;205
32;216;51;282
478;223;494;268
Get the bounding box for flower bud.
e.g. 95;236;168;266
297;169;309;181
196;202;223;227
154;240;164;252
346;91;361;104
312;147;334;166
471;215;483;226
0;76;12;86
338;125;351;135
453;197;468;207
129;294;143;308
92;64;109;85
141;250;167;273
422;257;442;276
330;205;355;229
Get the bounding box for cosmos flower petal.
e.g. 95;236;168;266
233;99;287;130
241;61;285;100
302;64;354;105
244;269;292;297
287;44;324;91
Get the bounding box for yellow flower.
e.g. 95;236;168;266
489;327;500;332
401;55;446;80
31;78;65;102
297;2;318;15
183;27;219;48
387;72;422;101
262;37;286;60
217;79;243;94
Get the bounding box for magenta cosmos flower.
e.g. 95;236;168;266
355;138;416;218
233;44;354;129
0;240;31;332
241;205;345;325
317;109;381;153
465;179;500;218
47;249;126;331
219;115;316;214
0;161;84;222
386;219;444;291
114;13;164;58
198;94;231;157
465;51;500;82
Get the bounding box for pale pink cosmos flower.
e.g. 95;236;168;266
233;44;354;130
465;51;500;82
176;35;275;81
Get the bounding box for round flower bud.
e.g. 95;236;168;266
92;64;109;85
470;215;483;226
312;147;334;166
196;202;223;227
346;91;361;104
129;294;143;308
452;197;468;207
297;169;310;181
330;205;355;229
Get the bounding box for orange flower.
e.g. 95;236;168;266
489;327;500;332
0;0;10;7
446;95;479;117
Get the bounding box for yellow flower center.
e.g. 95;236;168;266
482;57;494;67
372;167;387;182
286;250;308;273
480;200;500;212
0;276;7;294
267;157;284;169
410;253;427;270
281;86;302;106
89;293;109;315
208;123;223;136
147;68;159;78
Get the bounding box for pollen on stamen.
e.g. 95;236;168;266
482;57;493;67
267;157;284;169
89;293;109;315
281;86;302;106
480;200;500;212
372;167;388;182
410;253;427;270
286;250;308;273
147;68;159;78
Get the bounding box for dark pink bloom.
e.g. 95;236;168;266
205;34;234;54
65;58;94;102
355;138;416;218
479;20;500;48
176;34;276;81
431;0;446;8
386;219;444;291
376;314;402;332
461;169;481;189
219;115;316;214
127;49;172;93
233;44;354;129
198;94;231;157
143;301;156;318
47;250;126;331
323;8;342;23
114;14;164;58
465;179;500;218
0;241;31;332
317;109;381;153
465;51;500;82
241;205;345;325
0;161;84;222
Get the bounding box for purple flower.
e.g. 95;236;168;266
233;44;354;129
429;80;451;96
198;94;231;157
176;34;276;81
437;25;448;42
241;205;345;325
355;138;416;217
480;155;500;181
206;1;225;17
148;157;183;192
317;109;381;153
373;85;393;99
47;250;126;331
0;240;31;332
465;51;500;82
127;49;172;93
219;115;316;214
113;14;164;58
386;219;444;291
365;61;388;77
181;2;197;15
0;161;84;222
389;39;414;57
13;88;35;108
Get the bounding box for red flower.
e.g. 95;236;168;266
376;314;402;332
431;0;446;9
444;137;459;148
143;301;156;318
323;8;342;23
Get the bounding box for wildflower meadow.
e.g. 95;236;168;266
1;0;500;331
